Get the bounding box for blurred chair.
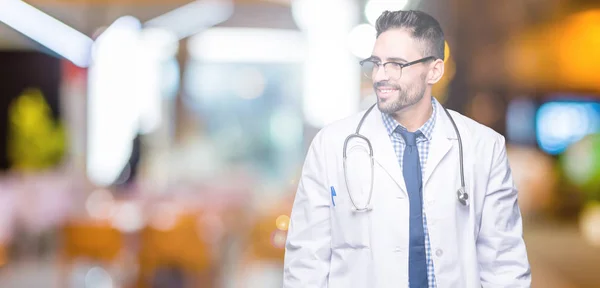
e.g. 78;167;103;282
136;212;215;288
245;196;293;263
0;243;7;268
247;214;287;262
59;220;125;287
61;221;123;261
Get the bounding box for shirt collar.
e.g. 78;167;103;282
381;97;438;141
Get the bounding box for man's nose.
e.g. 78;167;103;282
372;66;389;82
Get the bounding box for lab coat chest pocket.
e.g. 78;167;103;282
330;190;371;250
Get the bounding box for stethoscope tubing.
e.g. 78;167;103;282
342;102;468;211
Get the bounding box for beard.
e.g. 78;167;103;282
374;73;427;114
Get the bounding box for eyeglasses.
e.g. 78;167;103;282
359;56;436;80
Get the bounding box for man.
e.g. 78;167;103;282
283;10;531;288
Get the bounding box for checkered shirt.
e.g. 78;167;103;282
381;97;438;288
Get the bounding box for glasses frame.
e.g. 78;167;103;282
359;56;436;80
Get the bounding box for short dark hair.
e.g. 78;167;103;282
375;10;445;60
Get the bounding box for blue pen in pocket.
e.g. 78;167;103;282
330;186;337;207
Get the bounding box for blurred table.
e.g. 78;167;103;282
524;218;600;288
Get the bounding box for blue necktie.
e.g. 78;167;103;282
398;129;428;288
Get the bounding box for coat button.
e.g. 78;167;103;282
427;198;436;206
435;249;443;257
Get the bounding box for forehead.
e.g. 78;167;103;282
371;28;422;61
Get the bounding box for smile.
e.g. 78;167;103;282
377;87;398;97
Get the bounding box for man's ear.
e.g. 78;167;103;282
427;59;445;85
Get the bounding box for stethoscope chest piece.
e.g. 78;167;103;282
457;186;469;206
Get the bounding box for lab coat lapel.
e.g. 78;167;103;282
423;100;458;187
361;106;407;195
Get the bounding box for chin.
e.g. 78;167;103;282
377;101;400;114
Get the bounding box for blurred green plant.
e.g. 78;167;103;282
560;133;600;202
7;88;67;171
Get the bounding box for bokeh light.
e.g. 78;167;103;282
580;202;600;247
348;24;376;59
561;133;600;198
111;202;144;233
556;10;600;90
85;266;114;288
85;189;116;220
275;215;290;231
149;202;180;231
364;0;410;26
270;229;287;249
536;101;600;155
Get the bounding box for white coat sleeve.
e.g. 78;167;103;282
477;134;531;287
283;131;332;288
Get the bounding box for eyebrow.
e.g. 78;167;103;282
386;57;408;63
368;56;408;63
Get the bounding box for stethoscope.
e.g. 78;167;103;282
342;103;468;212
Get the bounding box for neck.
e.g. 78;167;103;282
392;96;433;132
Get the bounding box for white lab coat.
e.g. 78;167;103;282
283;100;531;288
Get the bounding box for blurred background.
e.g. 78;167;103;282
0;0;599;287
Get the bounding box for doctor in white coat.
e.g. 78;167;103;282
283;10;531;288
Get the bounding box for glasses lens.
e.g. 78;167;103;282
360;61;376;79
384;63;402;80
